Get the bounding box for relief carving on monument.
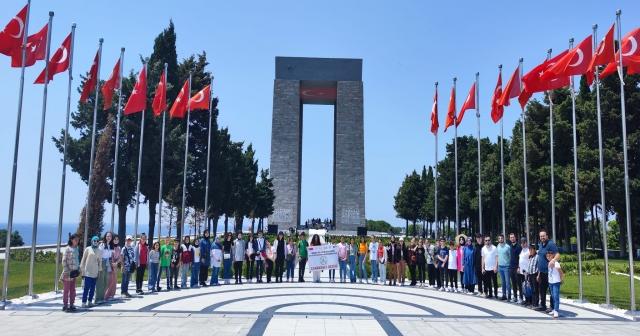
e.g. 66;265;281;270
273;208;293;223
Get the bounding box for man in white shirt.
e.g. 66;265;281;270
369;235;379;284
255;231;266;283
481;235;498;299
517;237;530;304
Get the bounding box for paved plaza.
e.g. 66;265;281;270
1;270;638;336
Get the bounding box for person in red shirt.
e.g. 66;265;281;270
134;233;148;294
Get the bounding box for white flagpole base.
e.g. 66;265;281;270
599;303;617;310
624;310;639;321
0;300;10;310
572;298;589;304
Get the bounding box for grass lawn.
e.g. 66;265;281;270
561;258;639;273
561;274;640;310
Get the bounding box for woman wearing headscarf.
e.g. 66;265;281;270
60;233;81;312
190;238;200;287
462;236;476;294
80;236;102;307
457;235;467;293
310;234;322;283
104;235;121;301
95;232;113;304
222;232;233;285
199;230;211;286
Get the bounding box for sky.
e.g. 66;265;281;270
0;0;638;231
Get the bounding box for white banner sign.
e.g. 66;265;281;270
307;245;339;271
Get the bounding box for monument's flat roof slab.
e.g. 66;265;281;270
276;56;362;82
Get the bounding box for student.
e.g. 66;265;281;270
436;238;448;291
377;238;387;285
527;244;539;308
462;237;476;294
297;232;309;282
199;230;211;287
274;232;286;283
120;236;135;298
386;235;399;286
222;233;233;285
180;236;192;289
159;236;172;291
456;236;466;292
210;235;222;286
426;238;437;288
338;236;349;283
496;234;511;301
536;229;560;313
473;234;484;296
170;239;182;290
398;237;407;286
415;238;426;287
407;238;417;286
544;250;564;318
191;238;201;288
310;234;323;283
447;241;459;292
256;230;266;283
285;237;297;282
134;233;148;295
232;231;246;284
80;236;101;307
265;241;275;283
245;234;257;283
517;237;530;304
95;232;113;304
358;236;368;283
508;233;523;303
349;237;358;283
481;235;498;299
147;242;160;292
368;235;379;285
326;236;336;282
105;235;120;301
60;233;81;312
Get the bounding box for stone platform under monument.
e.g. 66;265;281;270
268;57;365;232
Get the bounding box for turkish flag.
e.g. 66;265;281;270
490;72;503;123
79;51;99;102
34;33;72;84
189;85;211;111
170;79;190;118
300;87;337;99
430;89;438;135
0;5;28;56
444;86;456;132
10;23;47;67
101;58;120;110
599;27;640;80
518;52;571;109
541;36;592;81
499;66;521;107
457;82;476;125
152;69;167;116
586;23;616;85
123;66;147;115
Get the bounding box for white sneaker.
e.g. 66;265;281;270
518;299;523;304
553;310;559;318
548;310;554;315
510;297;517;303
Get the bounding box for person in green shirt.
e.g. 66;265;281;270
298;232;309;282
158;236;173;291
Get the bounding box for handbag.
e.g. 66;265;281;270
223;253;231;259
69;269;79;278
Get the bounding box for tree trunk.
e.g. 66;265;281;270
224;215;229;235
590;205;595;252
117;201;128;247
176;206;183;241
619;213;627;258
252;218;256;234
563;215;571;252
405;219;408;238
235;215;243;233
148;200;157;248
213;215;219;238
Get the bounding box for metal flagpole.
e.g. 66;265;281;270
519;58;530;244
475;72;482;235
84;38;104;249
133;58;149;241
55;22;76;293
547;48;557;243
499;65;505;237
569;38;587;303
180;73;193;241
592;24;614;309
616;9;637;319
434;82;438;237
157;63;167;244
204;75;213;232
453;77;459;236
110;47;125;234
29;11;54;298
2;0;31;307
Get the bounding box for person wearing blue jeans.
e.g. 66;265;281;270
546;250;564;318
285;238;297;282
349;238;357;282
337;236;348;283
147;242;160;292
496;234;512;300
210;235;222;286
369;235;379;284
222;233;233;284
191;239;200;287
358;236;368;283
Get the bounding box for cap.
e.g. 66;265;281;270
520;237;527;242
278;231;284;235
126;235;133;241
399;237;404;241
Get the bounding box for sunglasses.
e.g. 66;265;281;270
484;239;490;242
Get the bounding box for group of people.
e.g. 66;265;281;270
59;228;564;318
304;218;334;230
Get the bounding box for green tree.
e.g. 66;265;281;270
393;170;426;237
365;219;400;234
0;230;24;247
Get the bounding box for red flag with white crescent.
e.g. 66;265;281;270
499;66;521;107
10;23;47;67
457;82;476;125
599;27;640;80
490;71;503;123
586;23;616;85
34;33;72;84
79;51;99;102
444;86;456;132
152;69;167;116
101;58;121;110
170;79;190;118
430;89;438;135
0;5;28;56
541;35;593;81
123;66;147;115
189;85;211;111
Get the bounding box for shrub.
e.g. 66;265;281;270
10;249;58;263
